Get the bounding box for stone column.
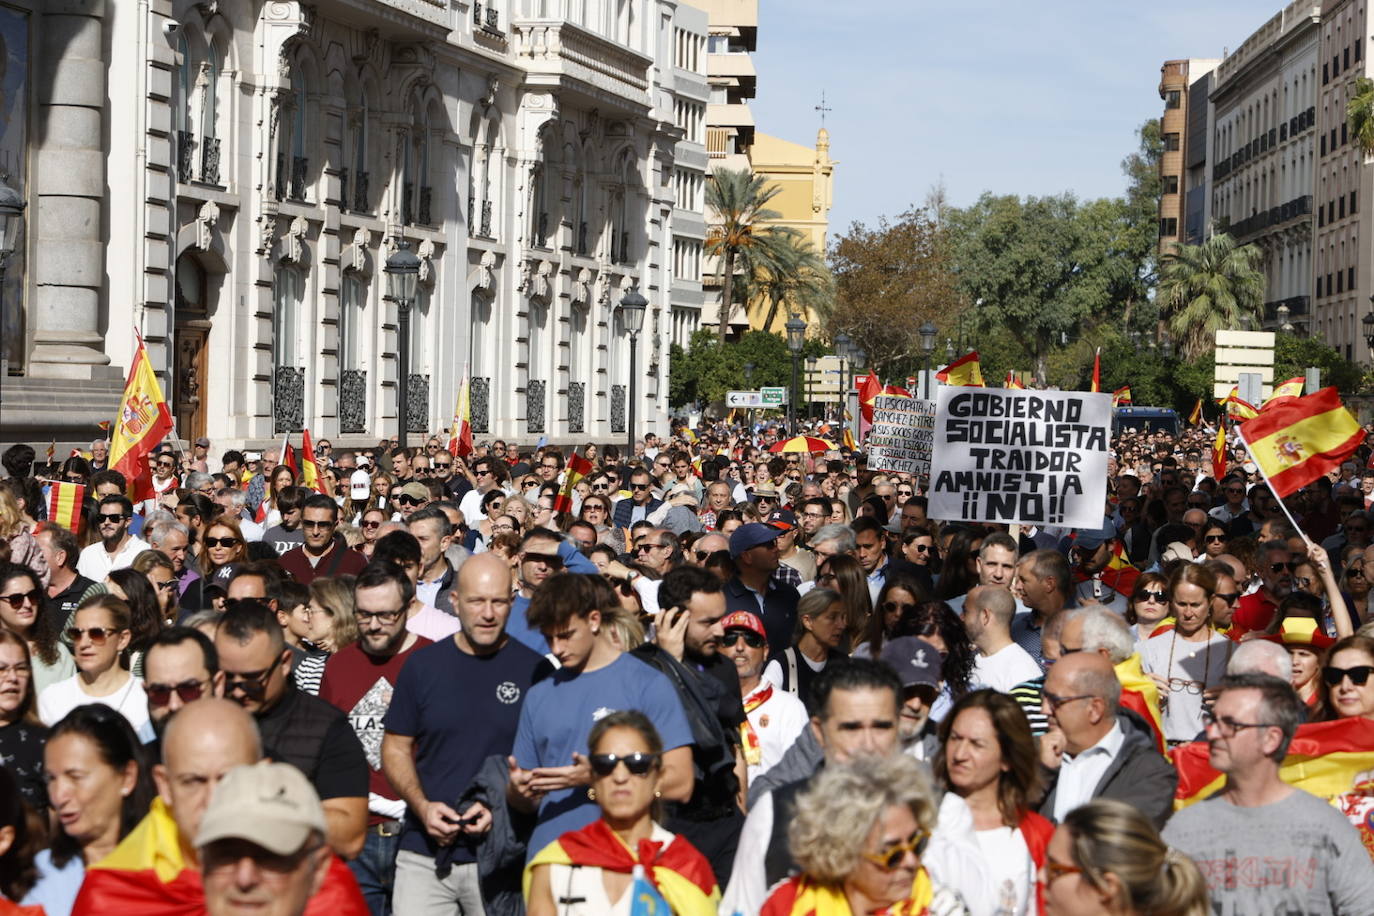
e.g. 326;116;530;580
27;0;111;377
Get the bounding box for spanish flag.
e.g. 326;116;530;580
935;351;984;387
1115;654;1165;753
299;429;326;494
882;383;912;398
72;798;368;916
1099;541;1139;597
1005;371;1025;390
762;871;933;916
1112;385;1132;407
1212;424;1226;483
857;371;882;423
1220;386;1258;421
524;818;718;916
110;333;174;502
552;452;594;515
1237;386;1364;498
1090;347;1101;393
1261;376;1305;410
1172;716;1374;813
1188;398;1202;426
46;481;86;535
447;363;474;458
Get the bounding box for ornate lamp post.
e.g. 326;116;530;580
786;315;807;434
619;286;648;456
743;361;755;433
385;240;420;448
918;320;937;398
1362;304;1374;355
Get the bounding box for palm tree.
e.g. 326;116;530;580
739;230;835;333
1348;76;1374;156
1157;232;1265;359
705;169;784;344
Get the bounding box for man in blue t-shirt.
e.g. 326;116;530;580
510;572;695;859
382;554;546;914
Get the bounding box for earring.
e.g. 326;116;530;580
654;790;661;799
587;788;596;801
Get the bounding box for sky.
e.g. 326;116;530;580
750;0;1276;234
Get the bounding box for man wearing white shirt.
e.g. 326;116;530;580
961;585;1042;692
457;457;508;527
720;610;808;785
76;495;150;581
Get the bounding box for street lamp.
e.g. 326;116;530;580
945;338;955;364
786;314;807;434
1276;303;1295;334
384;239;421;448
619;286;648;456
833;332;851;426
1362;305;1374;352
918;321;937;398
1239;314;1252;332
742;361;755;433
806;354;818;420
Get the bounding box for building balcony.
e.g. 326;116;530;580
1225;194;1312;241
708;51;756;79
510;18;652;110
707;102;754;128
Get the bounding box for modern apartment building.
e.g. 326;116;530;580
1158;58;1219;254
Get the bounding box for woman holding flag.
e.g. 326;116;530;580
524;710;718;916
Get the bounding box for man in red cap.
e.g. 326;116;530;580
721;609;808;786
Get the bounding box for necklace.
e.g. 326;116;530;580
1165;624;1213;695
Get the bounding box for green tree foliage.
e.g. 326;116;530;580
1348;76;1374;157
705;170;789;344
1274;335;1364;393
739;229;835;334
668;329;827;410
1156;233;1265;360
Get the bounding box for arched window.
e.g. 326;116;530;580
175;34;194;184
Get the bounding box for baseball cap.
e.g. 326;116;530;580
729;522;784;558
194;437;210;448
399;481;429;501
879;636;941;690
720;610;767;641
1072;518;1118;551
350;469;371;500
767;508;797;531
195;760;325;856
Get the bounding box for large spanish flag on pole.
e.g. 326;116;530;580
857;371;882;424
1237;386;1365;498
447;364;473;458
935;351;984;387
109;333;174;502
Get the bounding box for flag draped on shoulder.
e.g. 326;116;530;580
448;365;473;457
935;351;983;387
299;430;326;494
110;333;174;502
552;453;594;515
1237;386;1365;498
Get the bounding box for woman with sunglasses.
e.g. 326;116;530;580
37;595;153;743
524;710;718;916
356;507;387;558
1339;548;1370;623
130;549;178;627
1318;633;1374;721
1140;564;1233;745
936;690;1050;916
0;562;74;695
200;516;247;589
1042;798;1207;916
761;753;963;916
578;495;619;548
1124;572;1170;646
0;629;48;815
900;526;937;570
852;576;925;660
1199;519;1229;560
477;489;507;544
24;704;155;916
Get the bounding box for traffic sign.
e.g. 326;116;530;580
726;391;763;408
761;386;787;406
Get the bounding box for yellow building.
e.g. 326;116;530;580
747;127;837;333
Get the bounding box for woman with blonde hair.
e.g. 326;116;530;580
0;489;46;587
762;753;966;915
293;574;359;695
1044;798;1207;916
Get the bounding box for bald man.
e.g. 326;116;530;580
1037;652;1178;828
963;585;1040;692
381;554;549;913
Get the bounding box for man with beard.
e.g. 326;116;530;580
721;609;808;785
1232;540;1295;635
143;627;223;744
279;495;367;586
77;494;149;580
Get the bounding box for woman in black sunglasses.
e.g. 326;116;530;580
0;561;73;695
524;709;718;915
36;594;153;742
1318;634;1374;722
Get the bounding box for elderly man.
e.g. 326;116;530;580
1011;548;1072;666
1037;652;1177;828
1163;675;1374;914
1232;540;1295;635
1059;605;1165;751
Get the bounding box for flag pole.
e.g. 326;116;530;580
1235;428;1309;540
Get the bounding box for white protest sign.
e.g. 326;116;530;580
929;387;1111;528
866;395;936;477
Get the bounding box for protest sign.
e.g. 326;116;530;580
866;395;935;476
929;387;1111;528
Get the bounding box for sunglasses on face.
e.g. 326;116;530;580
1204;534;1228;543
146;679;208;707
395;495;423;506
591;483;610;491
522;481;540;489
630;483;651;491
0;589;41;609
1323;664;1374;686
1214;591;1242;604
99;513;129;523
1347;565;1366;578
224;658;282;699
721;630;765;649
1269;562;1298;573
880;600;916;615
524;553;564;568
65;626;125;644
862;829;927;870
361;520;382;529
204;537;241;549
301;519;334;530
589;752;659;777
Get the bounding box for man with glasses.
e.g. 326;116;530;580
410;453;431;479
429;451;470;502
1232;540;1294;635
721;609;807;786
536;449;564;484
612;468;663;531
458;457;507;527
214;600;368;859
633;528;681;575
77;494;149;580
320;563;431;913
1163;674;1374;914
277;495;367;587
1036;652;1176;828
143;626;222;740
390;481;430;522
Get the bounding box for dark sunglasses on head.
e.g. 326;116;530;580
0;589;41;608
588;752;659;777
204;536;241;549
65;626;124;644
721;630;765;649
146;679;208;707
1323;664;1374;686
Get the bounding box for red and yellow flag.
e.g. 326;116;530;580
857;371;882;423
1237;386;1365;498
551;453;594;515
1261;376;1305;410
935;351;984;387
1220;386;1259;421
299;429;326;494
1212;425;1226;483
447;364;473;458
1188;398;1202;426
1004;371;1025;390
1099;541;1140;598
1111;385;1132;407
881;383;912;398
110;334;174;502
1090;347;1101;393
1115;655;1165;753
46;481;86;535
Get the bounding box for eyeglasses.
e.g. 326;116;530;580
223;658;282;700
861;829;927;870
65;626;125;644
522;481;540;489
1269;562;1299;573
395;495;423;506
1293;576;1313;589
1214;591;1241;604
1202;710;1277;738
911;543;931;553
541;463;560;471
301;520;335;530
880;601;916;616
1348;565;1366;578
1205;534;1227;543
154;579;179;593
1138;589;1166;603
414;468;431;476
1042;858;1084;884
146;679;209;707
355;608;405;625
475;468;492;477
721;630;765;649
591;483;610;491
1167;677;1204;694
361;520;382;529
433;462;452;469
98;513;129;523
589;751;660;777
630;483;651;491
523;553;564;568
1322;664;1374;686
0;589;41;608
204;537;241;549
1042;691;1095;711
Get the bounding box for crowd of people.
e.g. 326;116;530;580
0;419;1371;916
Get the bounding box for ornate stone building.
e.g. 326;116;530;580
2;0;709;449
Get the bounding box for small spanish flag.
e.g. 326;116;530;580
935;351;984;387
857;371;882;423
97;420;111;432
1261;376;1305;410
1220;387;1259;421
1112;385;1132;407
551;453;594;515
842;427;857;451
1004;371;1025;390
299;429;326;494
1237;386;1364;498
1212;425;1226;483
46;481;86;535
1090;347;1101;393
1187;398;1202;426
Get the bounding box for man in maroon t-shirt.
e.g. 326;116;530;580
1232;540;1293;635
281;494;368;585
320;561;430;915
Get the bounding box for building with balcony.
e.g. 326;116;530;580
1158;57;1219;254
2;0;711;450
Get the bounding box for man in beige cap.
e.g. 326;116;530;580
198;760;334;916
